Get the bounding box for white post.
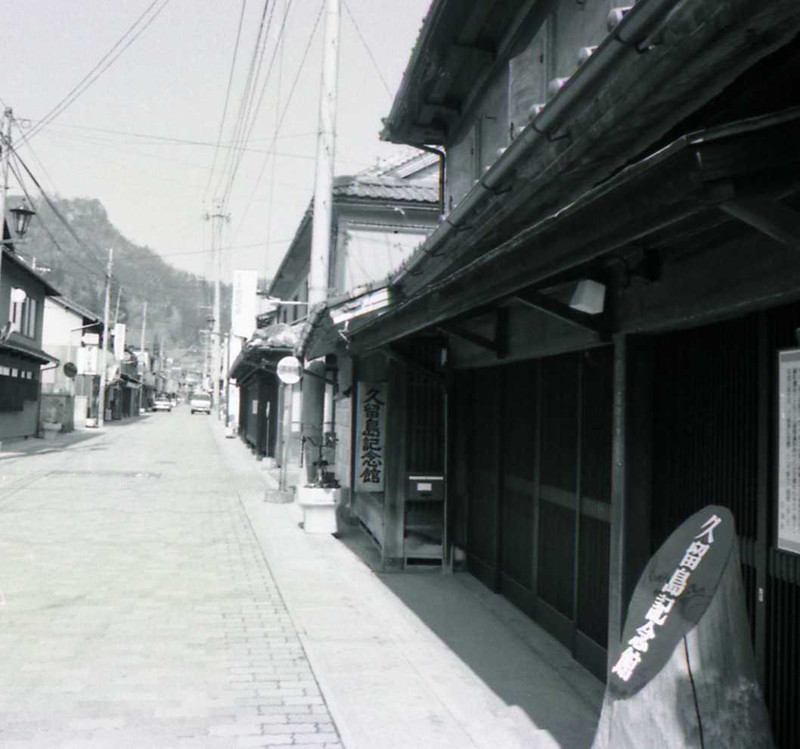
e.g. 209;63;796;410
300;0;340;483
0;107;12;294
207;201;228;417
307;0;340;306
97;248;113;428
138;301;147;413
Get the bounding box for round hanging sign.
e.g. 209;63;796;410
608;505;735;699
63;362;78;378
276;355;302;384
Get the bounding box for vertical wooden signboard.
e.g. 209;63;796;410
356;382;386;492
592;506;773;749
778;348;800;554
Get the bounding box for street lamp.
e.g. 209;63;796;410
10;201;35;239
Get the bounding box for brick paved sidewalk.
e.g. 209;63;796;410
0;411;342;748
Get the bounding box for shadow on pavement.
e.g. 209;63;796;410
335;522;603;749
0;431;104;461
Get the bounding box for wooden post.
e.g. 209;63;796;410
97;249;113;428
492;367;505;592
608;334;653;651
383;355;407;570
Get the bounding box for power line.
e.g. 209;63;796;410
11;150;107;270
43;123;319;164
8;159;108;284
157;238;292;259
10;137;217;343
233;0;324;245
211;0;274;204
216;0;298;213
342;0;393;100
24;0;173;142
42;122;316;149
202;0;250;205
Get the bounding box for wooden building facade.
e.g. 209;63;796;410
341;2;800;745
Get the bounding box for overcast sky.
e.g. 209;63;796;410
1;0;431;281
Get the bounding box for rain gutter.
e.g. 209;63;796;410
392;0;685;287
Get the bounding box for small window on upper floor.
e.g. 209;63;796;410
508;20;552;141
9;288;36;338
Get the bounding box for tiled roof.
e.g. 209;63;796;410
50;295;102;323
332;175;438;204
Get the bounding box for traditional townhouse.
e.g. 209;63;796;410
0;235;60;441
41;295;103;430
338;1;800;745
230;157;439;500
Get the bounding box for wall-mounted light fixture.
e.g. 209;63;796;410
10;202;35;239
569;279;606;315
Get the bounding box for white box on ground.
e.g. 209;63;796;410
296;486;341;534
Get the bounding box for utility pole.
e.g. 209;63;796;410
0;108;13;294
296;0;340;483
114;286;123;324
205;201;228;416
308;0;340;306
140;301;147;354
98;248;113;428
138;301;147;413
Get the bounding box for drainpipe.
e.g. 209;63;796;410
392;0;684;287
414;144;446;218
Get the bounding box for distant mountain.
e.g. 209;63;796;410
18;196;230;351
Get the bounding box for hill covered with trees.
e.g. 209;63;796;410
17;196;230;352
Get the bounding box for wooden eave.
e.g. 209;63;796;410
349;109;800;354
382;0;532;145
391;0;800;300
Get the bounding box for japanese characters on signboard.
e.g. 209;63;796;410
778;349;800;555
356;382;386;492
232;269;259;339
608;505;735;699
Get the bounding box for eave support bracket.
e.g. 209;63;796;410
512;289;604;335
721;196;800;249
438;308;508;359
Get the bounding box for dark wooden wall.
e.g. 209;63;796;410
648;306;800;749
451;348;613;681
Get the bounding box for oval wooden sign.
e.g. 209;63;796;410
608;505;736;699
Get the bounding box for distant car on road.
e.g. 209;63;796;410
190;391;212;415
153;397;172;412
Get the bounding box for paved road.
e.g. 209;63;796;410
0;410;341;749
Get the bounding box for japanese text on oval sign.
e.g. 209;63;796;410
611;513;723;683
359;386;385;489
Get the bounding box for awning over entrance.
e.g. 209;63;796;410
0;332;60;365
229;322;299;382
296;285;390;360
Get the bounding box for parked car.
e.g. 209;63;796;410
153;397;172;412
190;391;212;415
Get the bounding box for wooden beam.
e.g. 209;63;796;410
383;345;445;386
512;288;602;333
721;196;800;249
438;308;508;358
438;323;497;353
